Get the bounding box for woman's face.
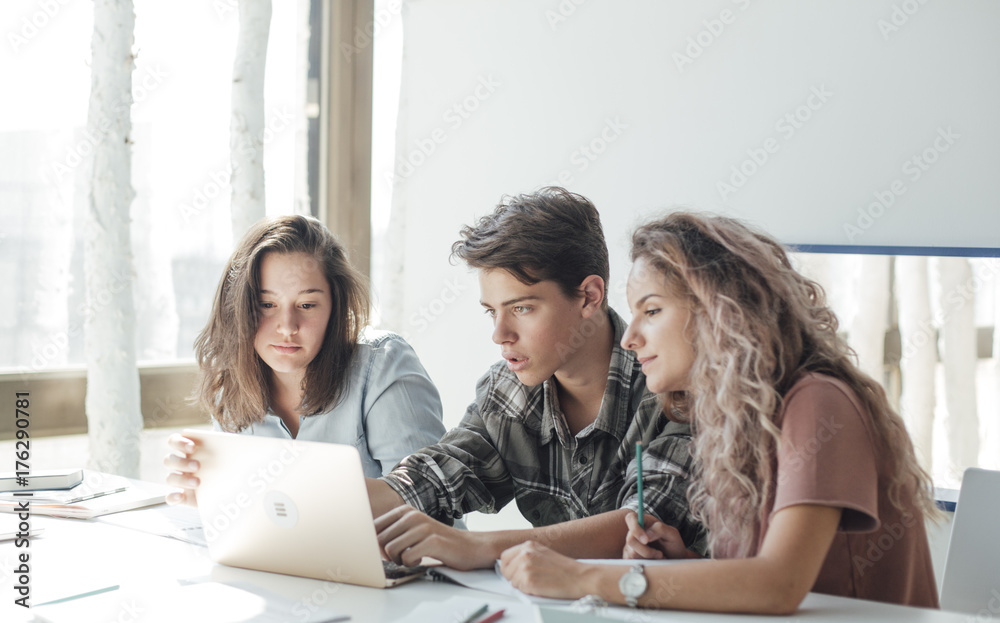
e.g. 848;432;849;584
253;252;332;387
621;257;696;394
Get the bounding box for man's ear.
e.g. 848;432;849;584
578;275;606;318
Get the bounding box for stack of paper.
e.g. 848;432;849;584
0;471;169;519
0;513;43;540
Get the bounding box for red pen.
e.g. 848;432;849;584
475;608;506;623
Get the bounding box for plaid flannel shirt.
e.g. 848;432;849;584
382;309;706;554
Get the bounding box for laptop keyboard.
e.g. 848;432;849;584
382;559;426;579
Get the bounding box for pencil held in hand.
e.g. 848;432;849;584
636;441;645;529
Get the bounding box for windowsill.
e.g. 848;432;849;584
934;487;959;512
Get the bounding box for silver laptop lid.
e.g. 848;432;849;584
184;429;389;589
940;467;1000;614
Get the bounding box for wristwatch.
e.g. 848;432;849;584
618;563;648;607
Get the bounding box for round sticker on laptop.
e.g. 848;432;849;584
263;491;299;529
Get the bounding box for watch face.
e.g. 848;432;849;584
621;569;648;596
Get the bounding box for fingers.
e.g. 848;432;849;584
164;435;200;507
375;507;436;565
164;435;199;475
166;434;196;456
624;510;663;545
624;534;665;560
497;543;522;580
164;470;199;489
373;504;415;533
498;542;563;597
636;520;689;559
165;489;197;507
646;520;681;542
499;540;544;573
498;541;528;582
163;452;199;475
624;510;649;543
374;505;422;547
383;527;430;565
624;511;684;559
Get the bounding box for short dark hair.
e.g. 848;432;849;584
451;187;609;307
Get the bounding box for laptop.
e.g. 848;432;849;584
940;467;1000;614
183;429;426;588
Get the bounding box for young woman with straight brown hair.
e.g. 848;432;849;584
165;215;445;489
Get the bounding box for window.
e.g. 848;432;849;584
1;0;323;436
790;253;999;489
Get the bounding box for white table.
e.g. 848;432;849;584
0;508;970;622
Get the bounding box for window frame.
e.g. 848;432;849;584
1;0;374;439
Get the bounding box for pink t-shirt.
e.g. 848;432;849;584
715;373;939;608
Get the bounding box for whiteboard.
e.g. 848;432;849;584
391;0;1000;254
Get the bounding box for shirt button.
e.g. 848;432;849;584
579;455;588;465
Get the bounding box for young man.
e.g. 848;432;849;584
367;187;705;570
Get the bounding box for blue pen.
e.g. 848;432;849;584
636;442;645;529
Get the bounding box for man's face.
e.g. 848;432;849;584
479;269;588;387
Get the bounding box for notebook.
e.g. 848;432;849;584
183;429;426;589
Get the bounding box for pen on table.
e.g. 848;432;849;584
35;584;120;607
475;608;506;623
636;441;645;529
460;603;489;623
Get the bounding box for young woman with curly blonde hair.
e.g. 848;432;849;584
500;212;940;613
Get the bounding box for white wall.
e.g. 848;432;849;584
378;0;1000;429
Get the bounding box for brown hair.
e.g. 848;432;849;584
451;187;610;308
630;212;939;556
193;215;370;431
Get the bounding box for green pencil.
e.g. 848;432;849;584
636;441;645;529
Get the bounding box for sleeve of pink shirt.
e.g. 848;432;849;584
772;374;881;533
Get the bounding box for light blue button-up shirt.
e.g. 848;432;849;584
220;329;446;478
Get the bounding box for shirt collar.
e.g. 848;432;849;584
538;307;641;445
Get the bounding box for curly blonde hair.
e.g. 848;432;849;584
630;212;938;557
